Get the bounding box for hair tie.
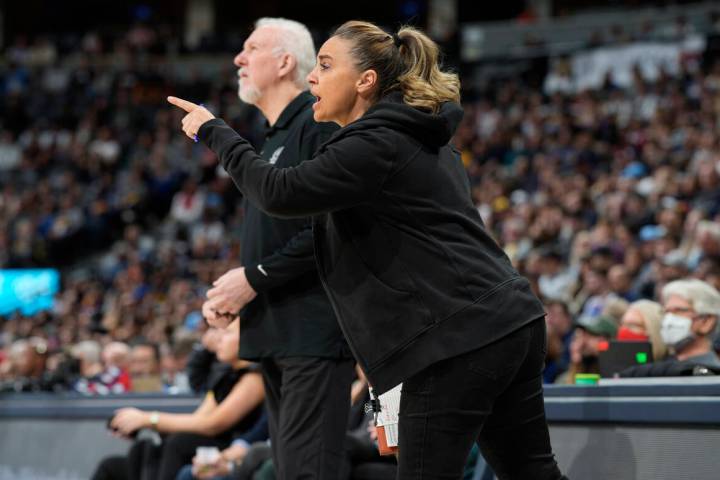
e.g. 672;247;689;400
392;33;403;48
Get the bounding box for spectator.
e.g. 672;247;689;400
93;321;265;480
621;279;720;377
129;340;165;392
608;264;639;302
538;247;577;302
558;315;618;383
659;280;720;367
74;340;131;395
102;341;131;371
573;267;615;324
543;300;574;383
617;299;668;361
186;327;228;394
171;179;206;226
2;17;720;398
0;337;49;392
162;336;195;394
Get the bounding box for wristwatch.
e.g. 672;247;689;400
149;411;160;428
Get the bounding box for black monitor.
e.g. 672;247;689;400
598;340;654;378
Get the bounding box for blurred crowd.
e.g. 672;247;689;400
454;46;720;381
3;23;720;394
0;28;267;393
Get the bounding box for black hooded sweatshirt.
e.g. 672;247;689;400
198;93;545;394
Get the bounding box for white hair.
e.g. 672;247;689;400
254;17;316;89
72;340;102;365
662;279;720;318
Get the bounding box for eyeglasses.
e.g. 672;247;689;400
662;306;695;316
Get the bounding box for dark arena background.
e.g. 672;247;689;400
2;1;720;479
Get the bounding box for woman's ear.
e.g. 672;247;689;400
278;53;297;80
356;69;378;96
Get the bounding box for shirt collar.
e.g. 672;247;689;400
266;91;314;133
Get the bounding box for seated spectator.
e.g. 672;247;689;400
621;279;720;377
162;336;196;394
617;299;668;361
571;267;613;320
186;327;229;395
599;296;629;325
543;300;573;383
102;342;131;371
129;340;165;392
688;220;720;270
557;315;618;384
608;264;639;302
537;247;577;302
73;340;131;395
171;179;206;226
92;320;265;480
176;412;270;480
0;337;49;392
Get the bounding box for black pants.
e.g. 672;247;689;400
91;432;227;480
261;356;354;480
398;318;566;480
157;432;227;480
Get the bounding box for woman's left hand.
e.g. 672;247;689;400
167;96;215;140
111;407;150;436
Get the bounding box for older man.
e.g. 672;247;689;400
200;18;352;480
621;278;720;376
660;279;720;366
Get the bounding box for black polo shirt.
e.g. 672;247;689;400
238;91;350;359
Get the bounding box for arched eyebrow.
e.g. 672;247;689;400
318;54;333;61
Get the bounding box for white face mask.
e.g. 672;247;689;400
660;313;694;347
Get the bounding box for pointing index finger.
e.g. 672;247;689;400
167;96;198;113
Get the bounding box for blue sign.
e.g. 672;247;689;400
0;269;60;316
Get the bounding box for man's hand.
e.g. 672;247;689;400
201;299;236;329
206;267;257;316
167;96;215;140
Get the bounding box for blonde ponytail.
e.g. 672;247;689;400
395;26;460;112
332;21;460;113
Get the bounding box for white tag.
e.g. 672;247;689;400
375;383;402;427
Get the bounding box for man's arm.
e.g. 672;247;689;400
243;223;316;292
206;224;317;314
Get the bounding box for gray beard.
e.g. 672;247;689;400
238;82;261;105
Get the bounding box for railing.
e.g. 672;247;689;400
3;379;720;479
461;1;720;60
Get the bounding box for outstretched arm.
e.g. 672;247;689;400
167;96;394;218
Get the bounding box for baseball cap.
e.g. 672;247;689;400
576;314;618;338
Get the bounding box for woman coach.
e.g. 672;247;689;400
169;20;566;480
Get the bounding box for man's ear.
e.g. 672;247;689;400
278;53;297;80
697;315;718;336
356;69;378;97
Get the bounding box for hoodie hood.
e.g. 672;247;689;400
323;92;464;149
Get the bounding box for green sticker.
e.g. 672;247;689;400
636;352;648;364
